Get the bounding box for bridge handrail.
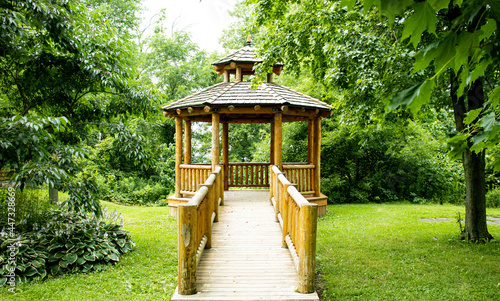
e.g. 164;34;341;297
177;165;223;295
270;165;317;294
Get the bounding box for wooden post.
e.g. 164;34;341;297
307;119;314;164
274;113;283;171
222;123;229;191
175;117;183;198
236;66;242;82
211;113;220;171
313;117;321;197
270;122;275;165
178;204;197;295
184;120;192;164
267;73;273;83
298;203;318;293
223;70;229;82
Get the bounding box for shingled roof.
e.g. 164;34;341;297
212;44;263;66
161;81;331;111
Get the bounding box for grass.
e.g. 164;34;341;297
1;201;178;300
316;203;500;300
1;201;499;300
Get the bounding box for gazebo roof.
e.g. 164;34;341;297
162;81;331;112
162;38;331;123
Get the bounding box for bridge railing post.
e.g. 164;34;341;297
298;203;318;293
178;204;198;295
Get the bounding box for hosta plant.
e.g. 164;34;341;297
0;205;134;286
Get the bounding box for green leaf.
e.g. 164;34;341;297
480;112;495;132
77;256;86;265
83;253;96;261
66;253;78;265
489;86;500;107
463;108;482;125
427;0;450;12
0;277;7;286
447;134;467;160
401;2;438;48
478;19;497;42
467;58;491;87
340;0;356;9
388;79;436;114
108;253;119;261
380;0;413;23
24;266;38;277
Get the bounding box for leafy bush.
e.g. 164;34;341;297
486;188;500;208
320;119;464;204
0;205;134;286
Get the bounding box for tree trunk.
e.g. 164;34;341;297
49;186;59;204
452;74;492;242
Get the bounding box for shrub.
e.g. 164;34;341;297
0;205;134;286
486;188;500;208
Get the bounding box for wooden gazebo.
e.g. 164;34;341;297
162;38;331;216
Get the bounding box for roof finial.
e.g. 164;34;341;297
246;34;252;46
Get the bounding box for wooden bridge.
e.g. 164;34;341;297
170;166;320;301
162;38;331;300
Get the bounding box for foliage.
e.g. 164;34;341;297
486;188;500;208
0;116;102;215
0;203;134;286
0;201;177;299
321;119;464;204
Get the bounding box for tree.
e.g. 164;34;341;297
0;0;153;215
250;0;499;241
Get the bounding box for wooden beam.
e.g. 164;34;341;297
184;120;192;164
175;117;183;198
222;123;229;190
211;113;220;171
313;117;321;197
274;113;283;170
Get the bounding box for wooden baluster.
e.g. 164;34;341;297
265;165;269;186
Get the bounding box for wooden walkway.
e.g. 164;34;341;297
171;190;319;301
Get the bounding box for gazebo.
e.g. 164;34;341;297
162;38;331;216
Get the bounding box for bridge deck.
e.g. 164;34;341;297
171;190;319;301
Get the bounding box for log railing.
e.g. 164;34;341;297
282;163;315;195
228;162;270;188
180;164;212;195
270;165;317;294
178;165;223;295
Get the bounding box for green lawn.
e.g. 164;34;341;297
1;202;499;300
1;201;178;300
317;203;500;300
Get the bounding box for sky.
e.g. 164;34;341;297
141;0;237;52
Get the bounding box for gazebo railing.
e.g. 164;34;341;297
270;165;317;294
282;163;315;195
177;165;223;295
180;164;212;195
228;162;270;188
